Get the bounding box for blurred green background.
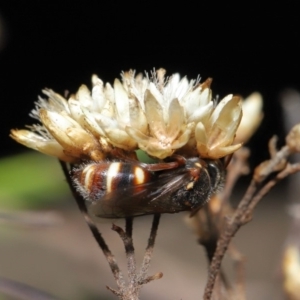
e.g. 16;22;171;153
0;152;68;210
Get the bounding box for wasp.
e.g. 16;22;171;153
72;155;225;218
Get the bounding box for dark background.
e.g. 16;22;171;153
1;2;300;163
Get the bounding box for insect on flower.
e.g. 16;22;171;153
72;155;225;218
10;69;243;219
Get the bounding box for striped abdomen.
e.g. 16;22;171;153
73;162;153;202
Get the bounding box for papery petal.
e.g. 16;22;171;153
196;143;210;158
97;94;115;118
97;115;137;150
286;123;300;153
40;109;78;148
164;74;181;100
82;108;106;138
195;122;208;145
183;88;206;117
216;96;242;128
126;126;174;159
121;69;135;92
91;74;102;86
125;126;148;145
68;98;85;125
171;126;193;149
42;89;70;113
94;113;116;133
210;94;235;125
76;85;93;109
91;75;107;112
208;96;242;148
197;140;242;159
104;83;115;105
114;79;130;124
187;102;213;123
40;109;104;160
143;141;174;159
208;143;242;159
144;89;167;139
68;98;106;138
166;98;185;140
129;98;148;134
235;92;263;143
104;127;137;150
148;82;164;108
127;72;149;108
198;79;213;106
10;129;75;162
175;77;190;99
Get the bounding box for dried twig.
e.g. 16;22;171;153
60;161;162;299
109;214;162;299
221;148;250;204
186;148;250;299
59;161;125;288
203;143;300;300
139;214;163;285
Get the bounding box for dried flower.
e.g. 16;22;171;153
235;92;263;144
282;245;300;300
10;69;243;161
195;94;243;159
286;123;300;153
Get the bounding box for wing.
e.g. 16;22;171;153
88;172;192;218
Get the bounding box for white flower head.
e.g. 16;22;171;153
195;95;243;159
11;68;243;161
